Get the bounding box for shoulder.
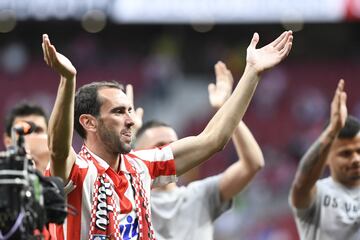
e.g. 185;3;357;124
316;177;335;191
291;177;332;211
151;187;183;199
189;175;221;186
127;145;174;162
187;175;221;193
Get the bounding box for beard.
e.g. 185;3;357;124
97;119;132;154
348;173;360;181
349;176;360;180
348;165;360;179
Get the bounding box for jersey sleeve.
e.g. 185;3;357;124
129;145;177;187
44;155;89;195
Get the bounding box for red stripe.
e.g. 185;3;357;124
107;167;133;214
56;225;64;240
126;149;176;179
50;224;58;240
44;169;64;240
48;160;88;240
47;223;62;240
142;159;176;180
127;146;173;164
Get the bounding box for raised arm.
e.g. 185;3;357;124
290;79;347;208
219;122;264;201
42;34;77;181
171;31;293;175
208;62;264;202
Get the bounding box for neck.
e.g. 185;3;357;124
153;182;177;192
332;176;360;188
85;139;120;170
344;180;360;188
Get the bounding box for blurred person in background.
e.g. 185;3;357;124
134;61;264;240
2;103;53;239
42;30;292;240
289;79;360;240
3;102;50;173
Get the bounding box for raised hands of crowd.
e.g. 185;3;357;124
328;79;347;135
208;61;234;110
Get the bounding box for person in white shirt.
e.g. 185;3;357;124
134;62;264;240
289;79;360;240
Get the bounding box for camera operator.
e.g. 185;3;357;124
1;103;66;239
3;103;50;174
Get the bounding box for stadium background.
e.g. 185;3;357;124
1;1;360;239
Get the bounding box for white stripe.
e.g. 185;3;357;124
134;160;152;200
75;155;89;168
63;195;68;240
85;147;109;169
131;145;174;163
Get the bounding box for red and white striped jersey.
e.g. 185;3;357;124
46;144;176;240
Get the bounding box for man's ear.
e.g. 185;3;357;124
79;114;97;134
3;133;12;148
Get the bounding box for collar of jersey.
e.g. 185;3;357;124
84;146;141;174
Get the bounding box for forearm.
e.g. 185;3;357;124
219;162;256;202
219;122;264;201
232;121;264;171
203;65;260;150
48;76;75;161
173;65;260;175
291;126;337;196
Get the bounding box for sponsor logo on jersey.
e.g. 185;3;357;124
120;215;139;240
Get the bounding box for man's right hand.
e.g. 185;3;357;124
42;34;77;80
246;31;293;74
328;79;347;135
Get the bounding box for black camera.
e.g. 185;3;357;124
0;122;67;240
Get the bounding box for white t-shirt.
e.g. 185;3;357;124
151;175;232;240
291;177;360;240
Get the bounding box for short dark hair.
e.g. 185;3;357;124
74;81;124;139
338;115;360;139
4;103;48;137
135;120;171;141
